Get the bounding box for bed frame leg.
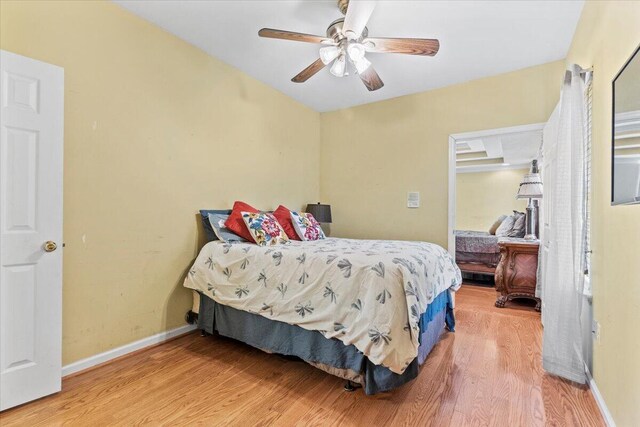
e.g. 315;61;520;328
200;329;207;337
344;380;362;392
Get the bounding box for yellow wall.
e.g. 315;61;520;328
456;168;529;231
566;2;640;425
0;0;321;364
320;61;563;246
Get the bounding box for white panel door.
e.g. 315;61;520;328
0;50;64;411
539;103;560;318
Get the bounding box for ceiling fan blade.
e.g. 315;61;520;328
343;1;376;39
258;28;333;44
291;59;327;83
363;37;440;56
358;65;384;91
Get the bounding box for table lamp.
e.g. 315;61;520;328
516;160;543;240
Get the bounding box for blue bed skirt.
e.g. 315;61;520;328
198;290;454;394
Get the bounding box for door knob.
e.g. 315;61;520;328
43;241;57;252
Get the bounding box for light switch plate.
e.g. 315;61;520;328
407;191;420;208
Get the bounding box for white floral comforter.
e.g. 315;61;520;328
183;238;462;374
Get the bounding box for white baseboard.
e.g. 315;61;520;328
62;324;197;377
586;365;616;427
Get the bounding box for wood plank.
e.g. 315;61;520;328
291;59;326;83
0;285;604;426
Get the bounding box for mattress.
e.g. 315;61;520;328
197;289;454;394
454;230;501;266
454;230;499;254
184;237;461;374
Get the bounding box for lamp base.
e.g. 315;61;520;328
524;198;538;241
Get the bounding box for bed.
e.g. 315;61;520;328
454;230;501;275
184;229;461;394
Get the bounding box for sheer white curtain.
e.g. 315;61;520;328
540;65;589;384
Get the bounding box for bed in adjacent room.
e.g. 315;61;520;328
454;230;501;275
183;208;461;394
454;211;526;276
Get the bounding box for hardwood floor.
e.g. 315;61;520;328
0;285;604;426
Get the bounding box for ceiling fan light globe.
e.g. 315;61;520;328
347;43;366;61
330;54;347;77
354;56;371;74
319;45;341;65
344;30;357;40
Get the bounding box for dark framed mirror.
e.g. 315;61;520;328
612;44;640;205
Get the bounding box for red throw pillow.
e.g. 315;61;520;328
273;205;301;241
225;201;259;242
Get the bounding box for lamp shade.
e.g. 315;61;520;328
516;173;543;199
306;203;332;223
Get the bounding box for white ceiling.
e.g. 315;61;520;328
114;0;584;112
456;128;542;173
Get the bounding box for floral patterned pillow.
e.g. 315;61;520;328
241;212;290;246
290;211;326;241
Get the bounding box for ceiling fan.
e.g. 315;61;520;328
258;0;440;91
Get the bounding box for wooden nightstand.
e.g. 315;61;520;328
495;238;541;311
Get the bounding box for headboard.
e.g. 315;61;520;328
199;209;232;242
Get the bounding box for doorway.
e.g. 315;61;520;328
448;123;544;285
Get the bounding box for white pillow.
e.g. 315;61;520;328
290;211;326;241
495;215;516;237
